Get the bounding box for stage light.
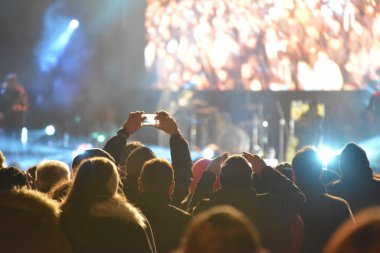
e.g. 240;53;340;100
202;147;215;160
45;125;56;136
318;146;340;166
21;127;28;144
69;19;80;30
97;134;106;143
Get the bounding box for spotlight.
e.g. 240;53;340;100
21;127;28;144
69;19;79;30
45;125;56;136
202;147;215;160
318;146;340;166
97;134;106;143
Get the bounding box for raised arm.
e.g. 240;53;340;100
104;111;145;165
155;111;193;206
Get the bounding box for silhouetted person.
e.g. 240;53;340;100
0;73;28;145
292;147;353;253
137;158;192;253
194;153;305;251
327;143;380;214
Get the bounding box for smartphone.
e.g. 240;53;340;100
142;114;158;126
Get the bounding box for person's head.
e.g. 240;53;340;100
71;148;115;175
339;143;372;179
138;158;174;195
119;141;144;169
220;155;252;188
35;160;71;193
178;206;261;253
63;157;120;207
4;73;19;89
0;151;6;169
126;146;156;177
0;166;28;191
323;207;380;253
292;146;322;181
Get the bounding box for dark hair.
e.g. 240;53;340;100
119;141;144;167
71;148;115;174
220;156;252;188
292;146;322;181
139;158;174;193
0;166;28;191
178;206;261;253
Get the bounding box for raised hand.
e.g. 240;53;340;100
122;111;145;135
154;111;180;136
206;153;228;175
242;152;267;175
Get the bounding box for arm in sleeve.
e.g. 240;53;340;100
170;133;193;206
103;129;129;166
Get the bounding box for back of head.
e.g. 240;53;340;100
63;157;119;209
292;146;322;181
0;188;72;253
119;141;144;168
71;148;115;175
36;160;70;193
324;207;380;253
339;143;372;179
0;166;28;191
126;146;156;177
220;155;252;188
179;206;261;253
139;158;174;194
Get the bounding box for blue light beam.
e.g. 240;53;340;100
39;19;79;72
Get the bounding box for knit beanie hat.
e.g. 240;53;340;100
220;156;252;188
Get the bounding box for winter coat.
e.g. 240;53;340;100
0;188;72;253
137;192;192;253
327;173;380;214
60;198;156;253
194;166;306;251
296;179;354;253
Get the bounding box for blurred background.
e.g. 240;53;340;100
1;0;380;170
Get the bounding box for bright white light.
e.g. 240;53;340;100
45;125;56;136
69;19;80;30
202;148;215;160
71;143;93;159
263;121;269;128
318;146;340;166
97;134;106;143
21;127;28;144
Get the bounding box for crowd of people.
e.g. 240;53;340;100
1;110;380;253
146;0;380;91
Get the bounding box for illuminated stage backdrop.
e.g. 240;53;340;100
145;0;380;91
